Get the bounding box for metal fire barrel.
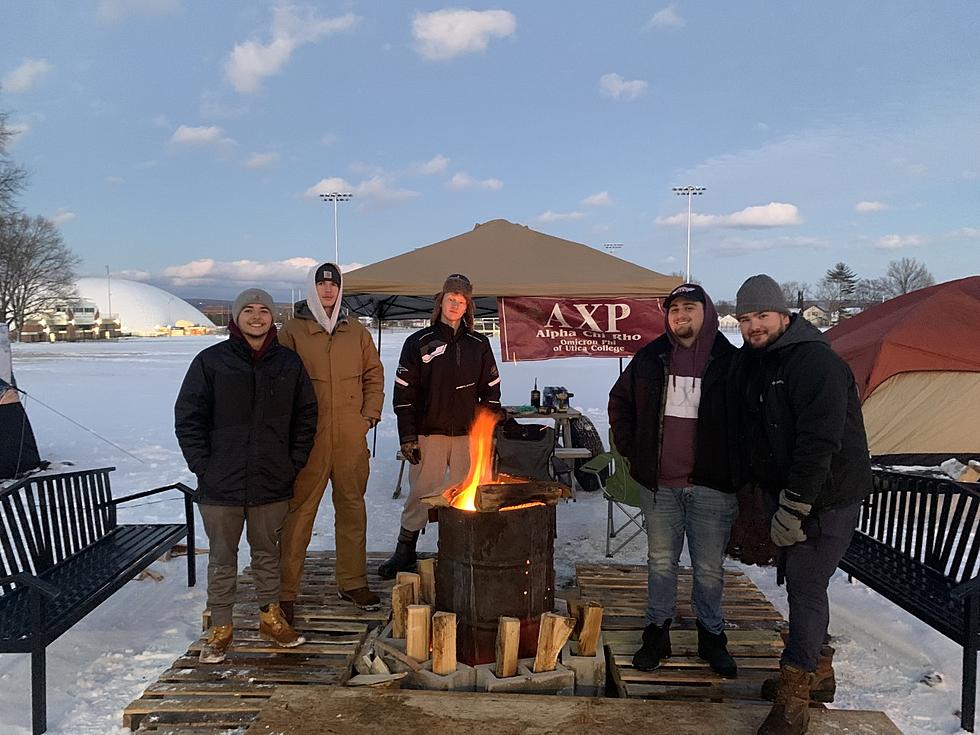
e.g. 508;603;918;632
436;503;555;665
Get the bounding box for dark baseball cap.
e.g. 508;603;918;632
663;283;706;310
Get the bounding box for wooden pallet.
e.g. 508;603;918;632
124;551;394;732
575;563;786;702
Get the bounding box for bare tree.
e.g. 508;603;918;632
0;215;80;336
853;277;890;305
884;257;935;297
779;281;811;308
0;107;28;215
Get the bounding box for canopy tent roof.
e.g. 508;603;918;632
343;219;680;320
828;276;980;400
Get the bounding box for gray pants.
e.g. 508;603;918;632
401;434;470;531
199;500;289;626
782;500;862;671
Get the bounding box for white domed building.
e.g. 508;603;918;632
75;278;215;336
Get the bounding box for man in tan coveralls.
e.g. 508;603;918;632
279;262;385;615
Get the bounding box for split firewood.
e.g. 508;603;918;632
136;569;164;582
160;544;209;561
474;480;569;512
533;612;576;673
391;583;414;639
494;617;520;678
577;603;604;657
431;611;457;675
370;654;391;675
396;572;421;603
417;558;436;605
354;654;374;675
374;638;422;672
346;672;406;689
406;604;432;662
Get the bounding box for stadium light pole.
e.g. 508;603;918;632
672;186;705;282
319;192;353;264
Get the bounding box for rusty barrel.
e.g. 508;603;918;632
436;503;555;665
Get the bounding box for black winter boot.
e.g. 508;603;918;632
697;619;738;678
632;619;672;671
377;527;420;580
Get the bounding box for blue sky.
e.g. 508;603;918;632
2;1;979;301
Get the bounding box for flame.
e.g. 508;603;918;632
447;407;500;511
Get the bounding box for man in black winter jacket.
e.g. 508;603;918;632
378;273;502;579
609;284;739;678
732;274;872;735
175;288;318;664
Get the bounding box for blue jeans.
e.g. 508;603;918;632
639;485;739;633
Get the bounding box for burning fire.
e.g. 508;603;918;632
447;407;500;511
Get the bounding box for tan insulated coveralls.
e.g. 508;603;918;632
278;314;384;597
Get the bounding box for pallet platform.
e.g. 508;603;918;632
575;563;787;702
124;551;394;732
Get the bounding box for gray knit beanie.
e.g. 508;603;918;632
735;274;789;316
232;288;275;322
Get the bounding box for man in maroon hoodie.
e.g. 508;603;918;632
609;283;738;676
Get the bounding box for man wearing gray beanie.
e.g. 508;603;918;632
730;274;871;735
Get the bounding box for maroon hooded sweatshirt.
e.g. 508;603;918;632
657;286;720;488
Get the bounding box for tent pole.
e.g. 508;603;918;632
619;357;623;375
371;304;383;459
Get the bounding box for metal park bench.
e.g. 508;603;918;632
0;467;196;735
839;469;980;731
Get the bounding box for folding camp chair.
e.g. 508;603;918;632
579;437;646;557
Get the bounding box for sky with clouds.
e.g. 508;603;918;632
2;1;979;301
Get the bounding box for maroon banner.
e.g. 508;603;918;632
499;296;666;362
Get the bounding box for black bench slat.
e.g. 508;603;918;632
0;468;194;734
842;469;980;732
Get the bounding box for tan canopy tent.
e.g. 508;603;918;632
828;276;980;464
343;219;680;320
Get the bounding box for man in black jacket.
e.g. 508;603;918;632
732;274;871;735
175;288;318;664
378;273;502;579
609;284;739;677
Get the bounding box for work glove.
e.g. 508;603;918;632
401;440;421;465
364;416;379;429
770;489;811;547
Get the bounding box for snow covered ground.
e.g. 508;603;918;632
1;330;968;733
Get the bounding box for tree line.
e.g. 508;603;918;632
1;96;80;337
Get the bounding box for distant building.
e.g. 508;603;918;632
802;304;830;327
718;314;740;331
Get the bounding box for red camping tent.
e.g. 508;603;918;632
828;276;980;463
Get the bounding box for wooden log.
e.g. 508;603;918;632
577;602;604;657
406;605;432;662
431;612;457;675
417;558;436;605
396;572;421;603
494;617;521;678
391;583;414;639
345;672;406;689
533;612;576;673
475;480;568;512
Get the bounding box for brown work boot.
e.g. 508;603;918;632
278;600;295;626
338;586;381;611
757;664;814;735
199;624;233;664
761;645;836;703
259;603;306;648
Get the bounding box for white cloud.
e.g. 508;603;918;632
599;73;648;101
536;210;586;223
874;234;925;250
412;9;516;61
2;59;53;93
225;5;359;94
97;0;180;23
412;154;451;175
448;172;503;191
581;191;612;207
644;5;685;30
303;176;420;207
855;200;889;213
114;269;152;281
716;235;830;256
658;202;802;229
51;208;76;226
170;124;235;147
243;152;280;170
949;227;980;239
160;257;321;288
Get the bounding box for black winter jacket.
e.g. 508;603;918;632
730;315;871;510
175;335;318;506
393;321;501;442
608;332;736;492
